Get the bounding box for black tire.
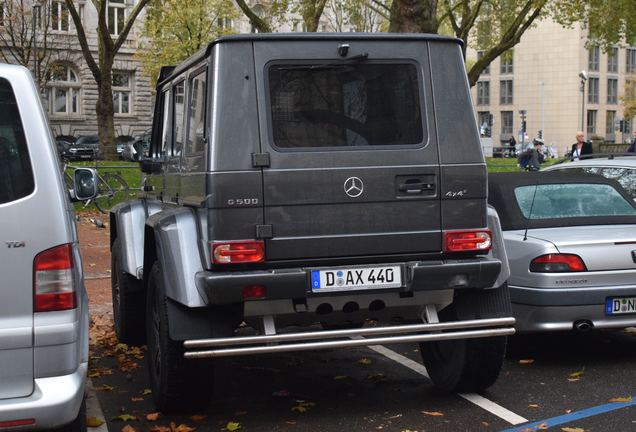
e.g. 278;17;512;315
111;238;146;345
94;173;129;213
420;283;511;392
58;396;86;432
146;262;214;412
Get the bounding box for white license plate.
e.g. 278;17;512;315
310;266;402;292
605;297;636;315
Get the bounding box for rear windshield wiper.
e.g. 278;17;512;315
273;53;369;71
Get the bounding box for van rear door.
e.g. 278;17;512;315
0;76;34;399
254;39;441;261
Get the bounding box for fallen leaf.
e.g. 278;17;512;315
189;414;207;422
121;426;137;432
112;414;137;422
95;384;114;392
401;429;416;432
86;416;105;427
286;421;297;425
569;368;585;379
292;406;307;413
146;412;160;421
173;424;196;432
609;396;633;403
367;373;386;382
357;358;372;365
561;428;585;432
334;375;349;380
149;427;171;432
89;263;96;267
421;411;444;417
528;404;540;408
482;422;489;427
131;397;143;402
537;423;549;430
519;359;535;365
226;422;241;431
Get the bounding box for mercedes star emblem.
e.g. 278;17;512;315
344;176;364;198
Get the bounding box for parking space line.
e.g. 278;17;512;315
368;345;528;426
499;397;636;432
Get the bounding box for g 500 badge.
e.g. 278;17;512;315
227;198;259;206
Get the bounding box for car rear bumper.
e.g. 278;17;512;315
0;362;86;430
196;257;502;305
510;284;636;332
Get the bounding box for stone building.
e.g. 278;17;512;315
468;18;636;155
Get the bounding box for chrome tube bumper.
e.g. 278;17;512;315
183;317;516;359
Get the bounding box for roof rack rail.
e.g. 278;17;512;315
552;152;636;165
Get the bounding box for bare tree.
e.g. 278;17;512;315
64;0;151;159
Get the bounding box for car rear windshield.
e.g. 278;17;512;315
0;78;34;205
268;63;423;148
514;183;636;219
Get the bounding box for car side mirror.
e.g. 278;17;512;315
141;159;163;174
72;168;98;201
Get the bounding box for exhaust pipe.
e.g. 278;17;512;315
573;320;593;332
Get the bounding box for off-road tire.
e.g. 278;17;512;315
146;262;214;412
111;238;146;345
420;283;511;392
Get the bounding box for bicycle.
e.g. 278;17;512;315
63;157;129;213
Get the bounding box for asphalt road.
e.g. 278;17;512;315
91;328;636;432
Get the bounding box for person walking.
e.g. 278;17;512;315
627;130;636;152
571;131;593;160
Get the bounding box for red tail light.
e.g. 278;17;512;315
242;285;267;299
33;244;76;312
212;240;265;264
530;254;587;273
443;230;492;252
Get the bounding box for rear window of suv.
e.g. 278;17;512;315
0;78;34;205
268;63;424;148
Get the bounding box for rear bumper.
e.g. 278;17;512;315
0;362;86;430
510;284;636;332
196;257;502;305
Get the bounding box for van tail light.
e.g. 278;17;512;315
443;230;492;252
530;254;587;273
212;240;265;264
33;244;76;312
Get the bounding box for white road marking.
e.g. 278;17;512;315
368;344;528;426
86;379;109;431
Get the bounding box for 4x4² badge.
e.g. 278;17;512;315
344;177;364;198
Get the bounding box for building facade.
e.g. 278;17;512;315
469;19;636;155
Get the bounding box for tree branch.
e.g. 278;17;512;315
234;0;272;32
114;0;151;52
65;0;100;80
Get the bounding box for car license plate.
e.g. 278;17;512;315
310;266;402;292
605;297;636;315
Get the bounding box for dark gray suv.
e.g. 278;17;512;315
109;34;514;411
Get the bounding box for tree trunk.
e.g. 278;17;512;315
96;69;116;160
389;0;438;33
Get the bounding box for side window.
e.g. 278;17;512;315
0;78;35;205
172;80;185;156
599;167;636;199
184;69;207;171
159;89;171;157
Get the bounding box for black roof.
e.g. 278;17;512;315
488;172;636;231
159;32;463;87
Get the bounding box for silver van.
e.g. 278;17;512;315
0;64;96;431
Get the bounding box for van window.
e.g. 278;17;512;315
184;69;207;170
268;63;423;148
159;89;171;157
173;81;185;156
0;78;34;205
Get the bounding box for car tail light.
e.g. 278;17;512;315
212;240;265;264
0;419;35;428
242;285;266;299
33;244;76;312
443;230;492;252
530;254;587;273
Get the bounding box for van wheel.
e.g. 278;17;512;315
111;238;146;345
146;262;214;412
58;397;86;432
420;283;511;392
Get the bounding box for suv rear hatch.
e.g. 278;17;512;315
255;40;441;261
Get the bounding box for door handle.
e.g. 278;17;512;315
398;181;435;194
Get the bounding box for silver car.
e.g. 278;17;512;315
0;64;96;430
488;172;636;332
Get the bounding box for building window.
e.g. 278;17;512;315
608;47;618;73
587;110;597;134
587;77;599;104
500;80;513;105
112;71;132;114
476;81;490;105
607;78;618;104
588;46;600;72
501;111;513;134
477;51;489;75
108;0;126;36
606;110;616;134
478;111;491;137
47;64;80;115
217;17;233;30
627;48;636;74
51;1;69;31
500;50;513;74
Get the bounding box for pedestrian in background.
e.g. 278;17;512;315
518;138;545;171
571;131;593;160
627;130;636;152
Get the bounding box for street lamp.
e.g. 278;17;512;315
579;70;588;132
